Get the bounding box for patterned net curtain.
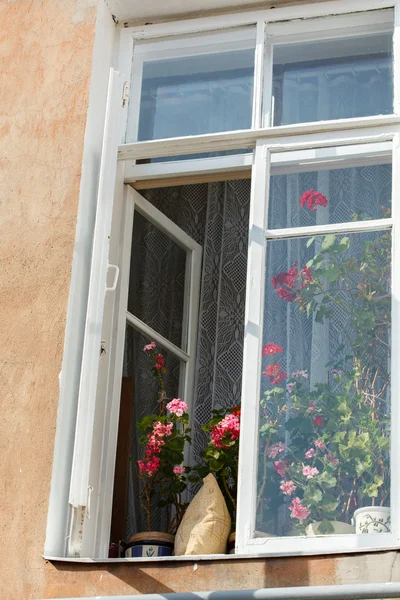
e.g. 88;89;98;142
124;180;251;537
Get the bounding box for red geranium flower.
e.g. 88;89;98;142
271;266;298;302
314;415;323;427
263;364;288;385
300;189;328;212
263;343;283;356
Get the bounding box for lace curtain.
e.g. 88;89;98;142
124;180;251;537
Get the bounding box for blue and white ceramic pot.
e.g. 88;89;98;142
121;532;175;557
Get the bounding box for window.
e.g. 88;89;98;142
51;0;400;561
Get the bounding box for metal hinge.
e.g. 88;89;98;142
122;81;129;107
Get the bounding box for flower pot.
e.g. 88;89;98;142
352;506;391;534
306;521;355;536
121;532;175;557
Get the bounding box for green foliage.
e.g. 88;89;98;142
258;227;391;532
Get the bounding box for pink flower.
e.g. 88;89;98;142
138;456;160;477
263;343;283;356
332;369;343;376
211;412;240;448
280;480;296;495
267;442;285;459
166;398;188;417
274;460;288;477
292;370;308;379
306;402;317;414
305;448;316;459
152;421;173;437
173;465;185;476
286;382;296;393
314;439;325;450
143;341;156;352
290;497;310;520
302;465;319;479
263;364;288;385
300;189;328;212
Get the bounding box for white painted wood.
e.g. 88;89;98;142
265;218;393;240
92;182;135;557
252;21;266;130
68;69;125;513
117;115;400;161
126;312;190;363
389;132;400;541
236;141;269;552
134;27;256;55
124;0;394;40
266;8;393;40
130;188;201;251
394;0;400;114
124;153;253;183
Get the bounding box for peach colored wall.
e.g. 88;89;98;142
1;0;400;599
0;0;97;598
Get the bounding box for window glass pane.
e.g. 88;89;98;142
133;48;254;143
257;231;391;536
268;162;392;229
272;32;393;126
128;211;187;351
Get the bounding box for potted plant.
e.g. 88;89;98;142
188;406;240;552
121;342;192;557
257;193;391;536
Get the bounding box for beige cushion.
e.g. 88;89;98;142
174;474;231;555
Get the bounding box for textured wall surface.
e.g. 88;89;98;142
0;0;97;597
1;0;400;599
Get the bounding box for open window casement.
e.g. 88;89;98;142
236;136;400;556
68;97;202;556
68;68;128;558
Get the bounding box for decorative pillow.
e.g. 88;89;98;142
174;473;231;555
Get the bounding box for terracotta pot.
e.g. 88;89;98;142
121;531;175;557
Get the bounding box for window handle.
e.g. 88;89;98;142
106;264;119;292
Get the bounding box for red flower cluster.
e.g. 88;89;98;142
300;189;328;212
263;363;287;385
263;342;283;356
138;421;173;476
271;266;298;302
154;353;165;370
272;263;313;302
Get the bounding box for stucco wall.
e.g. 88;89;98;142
0;0;97;597
1;0;400;599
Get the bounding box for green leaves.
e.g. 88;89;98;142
321;234;336;251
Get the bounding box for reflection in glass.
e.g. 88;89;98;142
137;49;255;142
257;230;391;536
268;163;392;229
272;32;393;126
128;211;187;350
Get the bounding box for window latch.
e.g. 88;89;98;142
106;264;119;292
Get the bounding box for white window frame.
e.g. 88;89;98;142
236;133;400;556
46;0;400;561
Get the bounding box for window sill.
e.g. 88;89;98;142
44;543;400;564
